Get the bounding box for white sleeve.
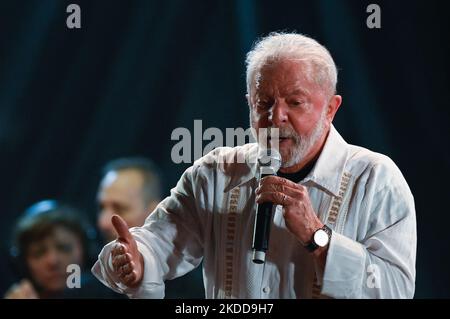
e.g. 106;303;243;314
91;240;165;298
91;165;206;298
321;163;417;299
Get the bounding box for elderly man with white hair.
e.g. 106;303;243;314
92;32;416;299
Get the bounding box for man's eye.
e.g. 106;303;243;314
290;100;304;106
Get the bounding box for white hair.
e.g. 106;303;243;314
246;32;338;97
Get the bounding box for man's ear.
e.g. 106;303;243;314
326;95;342;123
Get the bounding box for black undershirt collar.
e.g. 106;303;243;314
277;158;317;183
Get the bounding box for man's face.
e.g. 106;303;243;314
249;58;340;170
97;169;150;242
26;226;83;293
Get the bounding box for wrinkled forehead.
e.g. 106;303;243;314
252;59;315;97
252;58;316;93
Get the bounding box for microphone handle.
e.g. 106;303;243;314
252;172;276;264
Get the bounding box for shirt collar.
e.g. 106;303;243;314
223;144;259;193
303;125;349;197
224;125;349;197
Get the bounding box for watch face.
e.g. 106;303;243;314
314;229;329;247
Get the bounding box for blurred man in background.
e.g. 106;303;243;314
96;157;204;298
97;157;162;243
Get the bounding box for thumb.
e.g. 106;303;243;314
111;215;132;243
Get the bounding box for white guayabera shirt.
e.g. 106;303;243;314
92;125;416;299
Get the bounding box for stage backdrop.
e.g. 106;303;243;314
0;0;449;298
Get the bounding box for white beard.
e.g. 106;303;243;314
250;108;328;168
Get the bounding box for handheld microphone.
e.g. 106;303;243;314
252;147;282;264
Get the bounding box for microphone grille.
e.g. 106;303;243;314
257;147;281;171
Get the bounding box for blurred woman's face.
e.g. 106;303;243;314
26;226;83;293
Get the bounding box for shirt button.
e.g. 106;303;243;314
263;286;270;293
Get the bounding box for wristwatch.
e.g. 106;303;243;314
305;225;332;252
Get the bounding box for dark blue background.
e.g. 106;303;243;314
1;0;449;298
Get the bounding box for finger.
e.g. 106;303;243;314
256;191;294;206
257;183;302;201
120;271;137;286
112;253;131;270
111;243;128;257
256;181;304;196
111;215;132;243
120;262;135;275
260;176;306;191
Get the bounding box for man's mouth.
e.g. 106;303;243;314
268;136;291;141
267;136;292;147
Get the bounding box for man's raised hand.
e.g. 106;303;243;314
110;215;144;288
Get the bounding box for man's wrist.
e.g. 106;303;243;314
297;219;324;244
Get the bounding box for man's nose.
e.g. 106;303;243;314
269;100;288;126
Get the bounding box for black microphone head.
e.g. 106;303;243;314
257;147;281;172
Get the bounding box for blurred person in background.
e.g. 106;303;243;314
5;200;119;298
97;157;163;243
96;157;204;298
